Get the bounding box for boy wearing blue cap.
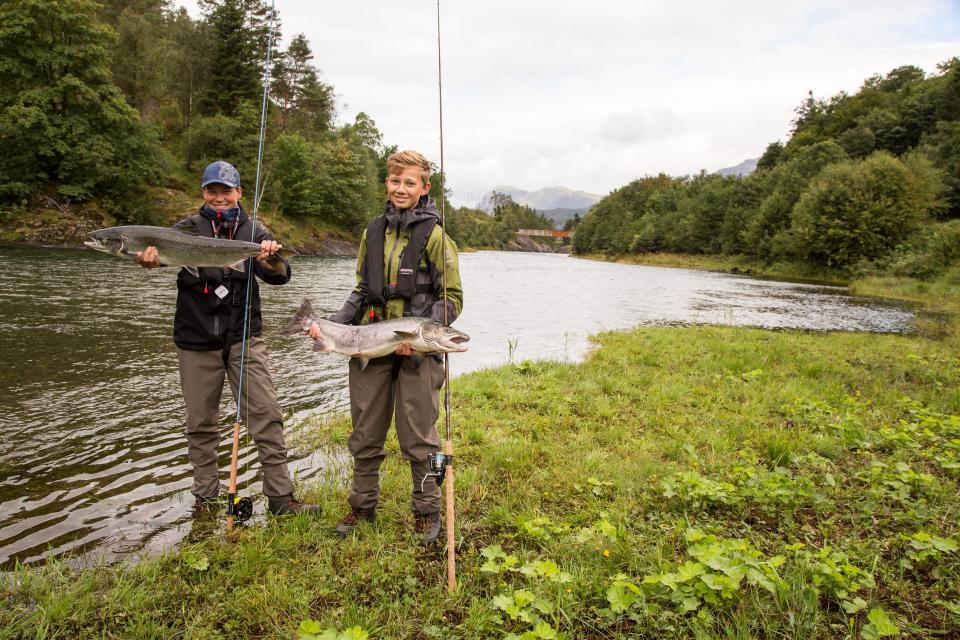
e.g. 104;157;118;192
139;160;319;517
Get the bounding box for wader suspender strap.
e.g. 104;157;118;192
214;217;250;367
364;215;438;311
221;288;244;367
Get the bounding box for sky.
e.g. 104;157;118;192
174;1;960;207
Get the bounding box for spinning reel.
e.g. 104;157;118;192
427;451;452;485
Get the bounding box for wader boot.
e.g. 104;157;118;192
192;495;220;518
267;495;321;516
335;508;376;538
414;512;441;546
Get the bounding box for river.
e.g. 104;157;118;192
0;246;915;569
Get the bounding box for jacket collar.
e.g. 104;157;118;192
384;195;439;230
199;204;250;225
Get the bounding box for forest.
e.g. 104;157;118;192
0;0;394;241
3;0;959;269
571;59;960;280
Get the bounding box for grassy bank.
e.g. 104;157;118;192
584;252;960;341
579;253;852;285
3;324;960;639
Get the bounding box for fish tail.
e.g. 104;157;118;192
283;298;315;335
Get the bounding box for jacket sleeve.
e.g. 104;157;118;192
328;229;368;324
252;222;291;285
426;226;463;324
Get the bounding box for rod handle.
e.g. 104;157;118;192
226;421;242;536
444;439;456;591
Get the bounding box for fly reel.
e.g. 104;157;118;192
227;494;253;522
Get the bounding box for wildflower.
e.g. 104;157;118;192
603;549;610;557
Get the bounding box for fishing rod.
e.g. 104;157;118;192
436;0;457;592
227;0;278;535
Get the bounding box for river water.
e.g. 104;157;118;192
0;246;915;569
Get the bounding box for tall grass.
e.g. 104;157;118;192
3;325;959;638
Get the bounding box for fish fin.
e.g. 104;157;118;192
393;330;418;340
277;248;297;260
311;339;330;352
185;266;200;278
410;352;425;367
227;259;247;273
357;357;370;371
175;221;200;236
283;299;316;335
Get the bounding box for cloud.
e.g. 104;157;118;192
172;0;960;206
597;109;684;146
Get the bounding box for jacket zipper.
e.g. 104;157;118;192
385;220;405;298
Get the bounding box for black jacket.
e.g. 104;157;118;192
173;206;291;351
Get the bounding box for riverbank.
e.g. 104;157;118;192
581;252;960;341
579;252;851;284
0;190;358;257
3;323;959;638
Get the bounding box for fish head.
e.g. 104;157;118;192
420;321;470;353
84;228;126;255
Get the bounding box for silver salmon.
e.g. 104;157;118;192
83;225;295;277
284;298;469;370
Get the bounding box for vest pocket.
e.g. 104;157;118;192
409;269;434;318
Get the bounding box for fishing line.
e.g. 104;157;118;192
227;0;277;533
237;0;276;419
436;0;457;592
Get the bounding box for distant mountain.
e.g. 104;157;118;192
715;158;758;177
478;185;601;214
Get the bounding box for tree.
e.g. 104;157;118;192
756;141;785;171
197;0;275;117
0;0;168;204
270;131;379;229
272;33;334;136
789;152;939;266
98;0;172;113
741;141;848;259
273;132;322;215
790;90;829;138
920;121;960;217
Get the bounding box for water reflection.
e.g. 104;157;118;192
0;246;915;568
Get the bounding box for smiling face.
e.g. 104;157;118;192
385;165;430;211
202;183;242;211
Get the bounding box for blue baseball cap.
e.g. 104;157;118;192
201;160;241;188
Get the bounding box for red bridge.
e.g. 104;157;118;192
516;229;572;238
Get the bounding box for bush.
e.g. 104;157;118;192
789;152;939;267
883;220;960;278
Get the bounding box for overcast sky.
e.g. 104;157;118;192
174;1;960;207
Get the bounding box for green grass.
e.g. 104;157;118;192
3;325;960;639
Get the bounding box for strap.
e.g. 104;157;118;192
220;281;245;366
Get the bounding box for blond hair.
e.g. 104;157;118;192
386;149;431;185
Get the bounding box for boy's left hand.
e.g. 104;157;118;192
395;343;413;356
256;240;281;263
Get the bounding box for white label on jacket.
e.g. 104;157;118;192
214;285;229;300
